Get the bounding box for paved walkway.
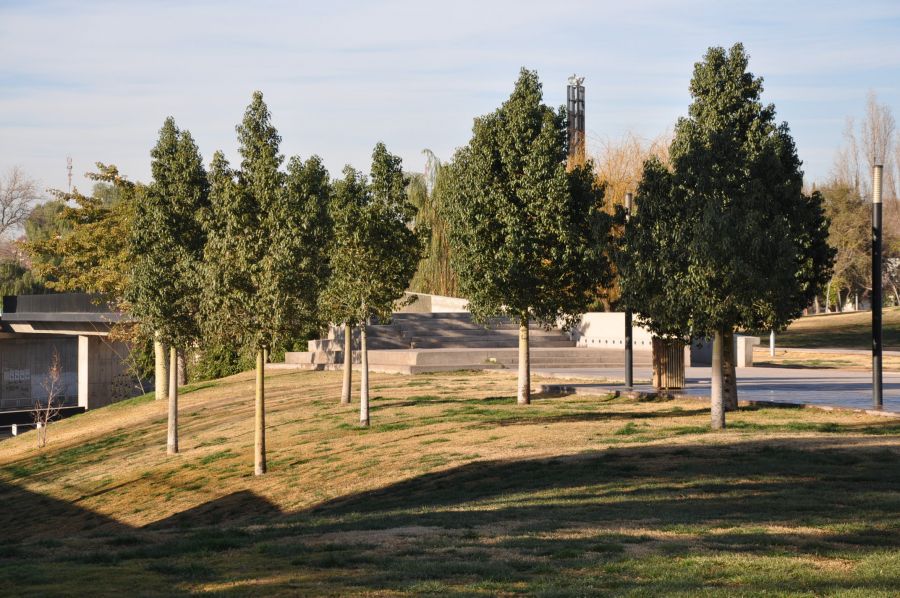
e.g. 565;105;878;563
534;365;900;414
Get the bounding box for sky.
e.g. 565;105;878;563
2;0;900;196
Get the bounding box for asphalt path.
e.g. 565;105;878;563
534;365;900;413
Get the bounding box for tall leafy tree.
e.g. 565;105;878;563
444;68;611;405
620;44;833;429
409;151;458;296
202;92;330;474
320;143;423;425
127;117;209;454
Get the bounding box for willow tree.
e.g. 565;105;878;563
444;68;611;405
409;150;457;296
203;92;330;474
128;118;209;454
620;44;833;429
320;144;423;425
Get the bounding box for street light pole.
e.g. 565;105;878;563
624;192;633;388
873;164;883;409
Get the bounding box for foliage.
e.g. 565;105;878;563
409;152;458;297
26;164;136;303
620;44;834;339
819;182;869;299
319;143;424;325
24;199;70;246
202;91;331;353
189;341;254;383
127;117;209;348
0;260;47;296
444;68;611;328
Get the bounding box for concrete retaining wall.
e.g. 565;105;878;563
399;292;469;313
570;312;654;351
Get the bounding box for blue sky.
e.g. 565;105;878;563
2;0;899;195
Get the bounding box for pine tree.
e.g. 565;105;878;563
444;68;611;404
620;44;833;429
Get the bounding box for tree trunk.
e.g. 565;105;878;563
722;329;738;412
177;351;187;386
360;317;370;427
710;329;725;430
341;322;352;405
517;316;530;405
154;335;168;401
254;349;266;475
167;346;178;454
814;295;820;314
825;280;832;312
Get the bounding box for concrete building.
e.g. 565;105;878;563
0;293;137;417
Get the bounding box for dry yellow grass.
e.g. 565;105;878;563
1;368;898;596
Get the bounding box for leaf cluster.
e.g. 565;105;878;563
444;68;612;327
620;44;834;338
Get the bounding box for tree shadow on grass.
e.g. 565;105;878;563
3;435;900;595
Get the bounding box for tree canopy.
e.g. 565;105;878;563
128;117;210;348
444;68;611;328
619;44;834;428
319;143;423;326
621;44;833;338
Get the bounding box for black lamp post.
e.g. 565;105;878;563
873;164;883;409
624;192;633;388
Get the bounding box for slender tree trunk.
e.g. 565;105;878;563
825;280;832;312
814;295;820;314
167;346;178;454
517;315;530;405
360;317;370;426
710;329;725;430
177;351;187;386
722;329;738;412
341;322;352;405
254;348;266;475
154;335;168;401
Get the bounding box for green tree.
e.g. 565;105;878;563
26;165;136;300
444;68;611;405
127;117;210;454
319;144;424;425
819;182;869;309
202;92;330;474
409;150;458;296
0;260;47;296
620;44;833;429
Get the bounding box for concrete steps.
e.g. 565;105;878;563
285;347;651;374
287;311;651;374
309;312;577;352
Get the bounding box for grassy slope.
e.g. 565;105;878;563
0;369;898;596
775;307;900;350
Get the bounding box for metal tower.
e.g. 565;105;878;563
567;75;585;167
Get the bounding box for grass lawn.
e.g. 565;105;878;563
0;369;898;596
773;307;900;350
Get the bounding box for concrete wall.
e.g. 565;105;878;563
569;312;654;351
78;336;135;410
399;292;469;313
0;337;78;411
688;335;760;367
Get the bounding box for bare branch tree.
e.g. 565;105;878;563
0;167;40;240
33;348;64;448
862;90;896;170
